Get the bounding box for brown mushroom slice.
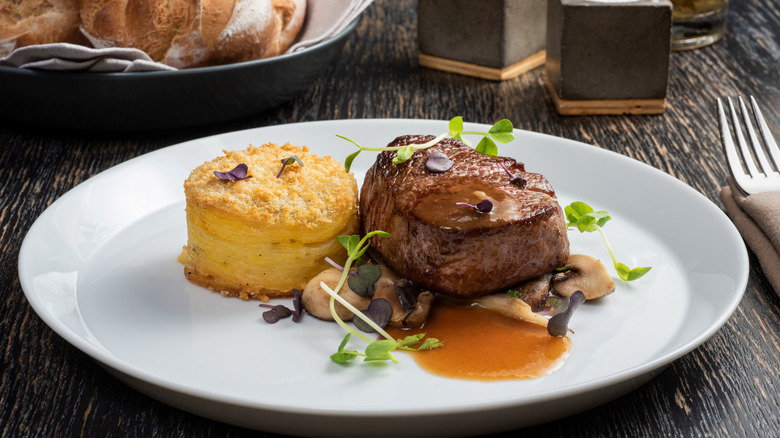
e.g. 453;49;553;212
509;273;553;311
302;269;370;321
552;254;615;300
471;293;549;328
371;278;435;328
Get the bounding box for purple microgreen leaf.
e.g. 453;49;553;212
498;162;527;188
476;199;493;212
353;298;393;333
347;264;382;297
547;290;586;336
456;200;493;213
260;304;293;324
276;155;303;178
291;288;303;322
214;163;252;181
425;151;453;173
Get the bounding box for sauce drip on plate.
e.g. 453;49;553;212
385;301;572;381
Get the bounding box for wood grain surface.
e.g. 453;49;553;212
2;0;779;436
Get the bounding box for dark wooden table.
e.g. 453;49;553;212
2;1;779;436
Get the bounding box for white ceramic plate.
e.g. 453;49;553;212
18;119;748;437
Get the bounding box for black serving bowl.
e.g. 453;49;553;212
0;18;358;131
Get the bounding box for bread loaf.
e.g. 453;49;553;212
0;0;90;57
78;0;306;68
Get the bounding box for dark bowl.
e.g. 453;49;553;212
0;18;358;131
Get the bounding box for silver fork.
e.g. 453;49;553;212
717;96;780;195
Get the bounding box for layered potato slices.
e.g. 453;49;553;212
179;143;359;301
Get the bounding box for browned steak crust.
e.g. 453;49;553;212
360;135;570;299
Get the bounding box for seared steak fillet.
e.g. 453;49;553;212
360;135;569;299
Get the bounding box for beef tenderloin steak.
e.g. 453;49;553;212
360;135;569;299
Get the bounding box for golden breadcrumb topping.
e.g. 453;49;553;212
184;143;358;229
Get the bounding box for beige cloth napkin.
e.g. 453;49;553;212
720;178;780;295
288;0;373;53
0;0;373;72
0;44;175;72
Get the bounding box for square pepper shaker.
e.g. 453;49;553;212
418;0;548;80
546;0;673;114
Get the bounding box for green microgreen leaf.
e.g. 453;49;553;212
330;334;360;363
364;340;398;362
344;150;361;173
506;289;521;298
565;201;651;282
396;333;426;348
448;116;464;137
475;137;498;156
392;145;415;164
488;119;515;143
337;234;361;254
617;263;652;281
417;337;444;350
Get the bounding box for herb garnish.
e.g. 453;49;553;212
214;163;252;181
339;117;515;172
456;199;493;213
347;264;382;297
498;162;527;188
259;304;292;323
425;151;454;173
276;155;303;178
321;231;442;364
259;288;304;323
565;202;651;282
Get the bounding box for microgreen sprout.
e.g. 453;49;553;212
565;201;651;282
339;116;515;172
276;155;303;178
322;231;442;364
456;199;493;213
347;264;382;297
425;151;454;173
498;162;527;188
214;163;252;181
259;304;292;323
258;288;304;323
353;298;393;333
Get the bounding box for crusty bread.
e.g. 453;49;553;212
79;0;306;68
0;0;90;57
179;143;359;301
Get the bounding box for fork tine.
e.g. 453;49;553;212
727;97;762;177
750;96;780;173
738;96;775;176
718;98;748;183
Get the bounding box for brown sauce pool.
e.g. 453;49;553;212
385;301;572;381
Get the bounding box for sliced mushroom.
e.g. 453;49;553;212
302;268;370;321
508;273;553;311
372;277;434;328
552;254;615;300
471;293;549;328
